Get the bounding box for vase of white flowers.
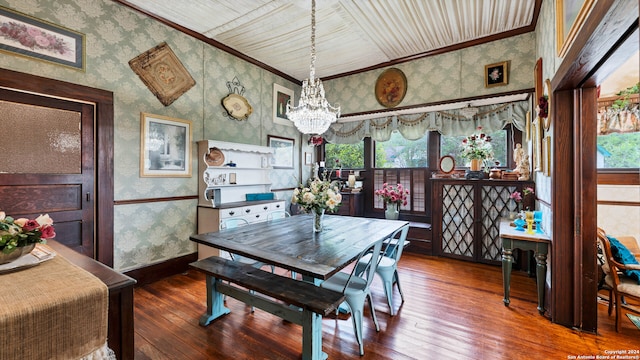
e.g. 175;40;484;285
460;126;494;172
292;178;342;232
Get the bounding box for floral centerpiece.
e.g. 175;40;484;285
292;178;342;232
460;126;494;171
0;211;55;264
375;183;409;220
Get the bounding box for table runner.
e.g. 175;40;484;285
0;251;108;360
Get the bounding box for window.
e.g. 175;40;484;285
597;132;640;169
440;129;508;167
325;141;364;169
374;131;428;168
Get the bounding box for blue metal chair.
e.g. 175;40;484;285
355;224;409;316
320;238;384;356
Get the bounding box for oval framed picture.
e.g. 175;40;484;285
375;68;407;108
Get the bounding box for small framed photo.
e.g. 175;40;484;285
273;83;294;126
268;135;294;169
229;172;237;184
485;61;508;88
140;113;192;177
304;152;312;166
0;6;85;70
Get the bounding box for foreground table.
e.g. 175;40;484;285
0;246;109;360
499;218;551;313
190;214;408;360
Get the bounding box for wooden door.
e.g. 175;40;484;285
0;88;95;257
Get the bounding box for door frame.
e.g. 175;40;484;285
0;68;115;266
549;0;638;331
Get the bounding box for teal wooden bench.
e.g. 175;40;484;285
189;256;345;360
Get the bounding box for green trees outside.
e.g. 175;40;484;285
597;132;640;168
441;130;507;167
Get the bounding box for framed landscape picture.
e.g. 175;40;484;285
140;113;192;177
0;6;85;70
268;135;294;169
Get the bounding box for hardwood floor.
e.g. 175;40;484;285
134;253;639;359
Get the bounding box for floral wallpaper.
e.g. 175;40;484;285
325;33;536;114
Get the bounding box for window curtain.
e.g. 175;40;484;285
597;103;640;135
323;100;529;144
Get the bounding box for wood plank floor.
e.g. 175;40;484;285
134;253;639;359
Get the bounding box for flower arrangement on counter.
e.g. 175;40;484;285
0;211;56;254
375;183;409;206
510;187;535;211
292;178;342;214
460;126;494;161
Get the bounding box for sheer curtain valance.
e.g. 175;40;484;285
323;100;529;144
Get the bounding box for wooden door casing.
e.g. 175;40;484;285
0;88;95;257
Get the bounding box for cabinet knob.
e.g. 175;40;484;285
245;209;251;213
229;211;235;216
276;204;281;208
255;214;260;219
263;206;268;210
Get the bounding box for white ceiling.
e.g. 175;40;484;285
123;0;537;81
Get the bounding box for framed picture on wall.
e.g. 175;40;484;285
304;152;312;166
268;135;294;169
484;61;508;88
0;6;85;70
556;0;596;57
273;83;294;126
140;113;192;177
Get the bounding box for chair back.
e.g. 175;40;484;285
382;225;409;261
220;218;249;230
341;238;384;293
597;228;621;285
267;211;290;221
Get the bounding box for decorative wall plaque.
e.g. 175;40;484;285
129;42;196;106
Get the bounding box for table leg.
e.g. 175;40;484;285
534;250;548;314
502;245;513;306
199;275;230;326
301;310;327;360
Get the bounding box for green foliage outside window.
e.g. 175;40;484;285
325;142;365;169
374;132;428;168
597;132;640;168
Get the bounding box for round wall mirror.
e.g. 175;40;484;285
439;155;456;174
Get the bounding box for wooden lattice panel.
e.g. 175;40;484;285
441;184;475;258
480;185;518;261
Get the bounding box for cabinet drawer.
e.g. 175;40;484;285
220;207;243;219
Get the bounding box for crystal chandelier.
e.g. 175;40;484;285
286;0;340;135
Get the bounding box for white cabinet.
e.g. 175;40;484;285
196;140;286;259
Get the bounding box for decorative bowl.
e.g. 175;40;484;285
0;243;36;265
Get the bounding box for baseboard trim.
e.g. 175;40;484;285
124;252;198;287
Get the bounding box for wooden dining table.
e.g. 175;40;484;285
190;214;409;284
190;214;408;360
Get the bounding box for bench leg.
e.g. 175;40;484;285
199;275;230;326
301;310;327;360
